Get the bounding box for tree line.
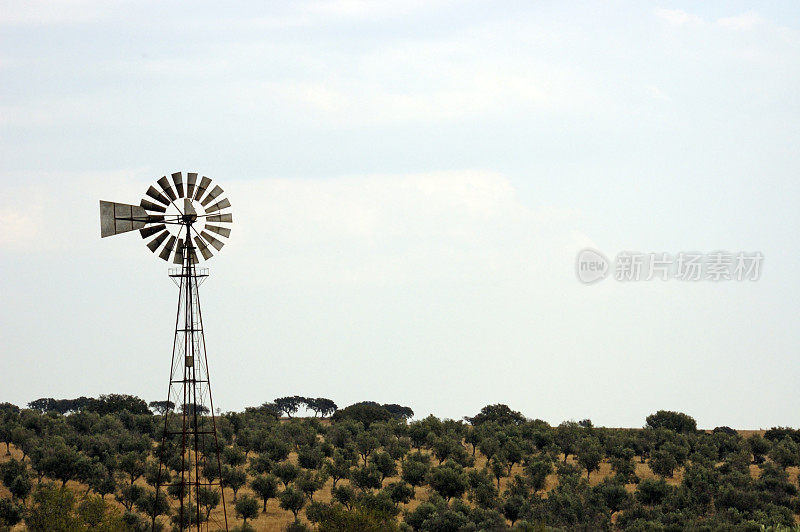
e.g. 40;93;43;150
1;398;799;531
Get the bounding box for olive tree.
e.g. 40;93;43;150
250;474;279;512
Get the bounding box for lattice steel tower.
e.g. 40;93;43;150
100;173;231;531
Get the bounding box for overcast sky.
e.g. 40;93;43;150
1;1;799;428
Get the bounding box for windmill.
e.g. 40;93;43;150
100;172;231;531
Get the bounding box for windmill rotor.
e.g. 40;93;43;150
99;172;233;263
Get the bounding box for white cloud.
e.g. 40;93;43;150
0;0;117;26
302;0;453;19
0;182;64;251
645;85;670;101
0;170;150;252
0;31;592;131
194;37;587;127
223;170;586;286
0;0;449;28
654;8;763;32
654;8;703;26
0;204;41;249
716;12;762;30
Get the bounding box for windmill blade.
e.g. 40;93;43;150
140;224;166;239
184;198;197;217
194;236;213;260
194;176;212;203
159;235;177;261
100;201;149;237
146;229;169;252
189;246;200;264
186;173;197;198
157;176;178;202
171;172;185;198
200;231;224;251
205;198;231;213
205;224;231;238
140;199;167;213
173;238;184;264
206;213;232;223
201;185;223;207
146;186;171;207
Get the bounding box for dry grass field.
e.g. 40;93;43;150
1;427;794;531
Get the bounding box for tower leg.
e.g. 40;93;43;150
153;232;228;531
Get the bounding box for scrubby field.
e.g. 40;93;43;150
2;398;800;531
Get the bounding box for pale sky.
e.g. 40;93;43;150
1;1;799;429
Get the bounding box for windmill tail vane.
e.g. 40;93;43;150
100;172;232;531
